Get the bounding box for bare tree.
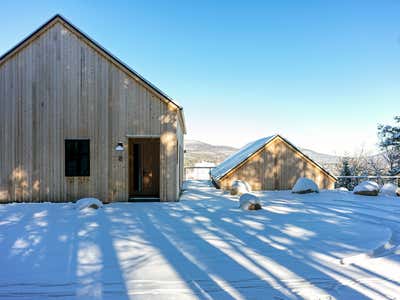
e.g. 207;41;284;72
336;147;389;189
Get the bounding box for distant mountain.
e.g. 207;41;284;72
184;140;340;172
300;148;340;172
184;140;391;177
184;140;237;167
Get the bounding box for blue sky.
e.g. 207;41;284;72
1;1;399;155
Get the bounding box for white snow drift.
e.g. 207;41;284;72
76;198;103;210
230;180;251;195
380;183;400;197
353;180;380;196
292;177;319;194
336;187;349;192
1;180;400;299
239;193;261;210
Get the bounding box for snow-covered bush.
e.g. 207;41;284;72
336;187;349;192
380;183;400;197
76;198;104;210
239;193;262;210
292;177;319;194
353;181;380;196
230;180;251;196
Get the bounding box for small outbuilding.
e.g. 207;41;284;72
211;135;336;191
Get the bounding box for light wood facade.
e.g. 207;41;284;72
215;136;336;191
0;15;185;202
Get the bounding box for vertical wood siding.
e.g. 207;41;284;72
220;138;335;191
0;22;183;202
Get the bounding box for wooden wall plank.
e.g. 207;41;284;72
220;137;336;191
0;22;182;202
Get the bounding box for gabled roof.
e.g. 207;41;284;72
210;136;276;181
210;134;337;181
0;14;186;133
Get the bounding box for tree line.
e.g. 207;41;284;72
337;115;400;189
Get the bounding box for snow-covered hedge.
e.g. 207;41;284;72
353;181;380;196
76;198;104;210
230;180;251;196
380;183;400;197
239;193;262;210
292;177;319;194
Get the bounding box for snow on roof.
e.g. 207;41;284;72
210;135;276;181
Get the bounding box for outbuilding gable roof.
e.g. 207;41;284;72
210;135;337;182
0;14;186;133
210;136;276;181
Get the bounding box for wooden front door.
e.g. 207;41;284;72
129;138;160;199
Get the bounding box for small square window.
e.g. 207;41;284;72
65;140;90;176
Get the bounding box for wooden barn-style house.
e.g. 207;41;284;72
0;15;185;202
211;135;336;191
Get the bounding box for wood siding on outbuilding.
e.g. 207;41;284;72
218;137;336;191
0;19;184;202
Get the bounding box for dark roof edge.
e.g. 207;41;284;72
275;134;337;181
0;14;186;132
0;14;59;62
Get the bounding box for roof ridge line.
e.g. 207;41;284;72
0;14;186;133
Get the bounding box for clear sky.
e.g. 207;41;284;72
1;1;399;155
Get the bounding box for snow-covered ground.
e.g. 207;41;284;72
0;181;400;299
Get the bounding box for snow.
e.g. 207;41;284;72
336;187;349;192
195;161;216;167
76;198;104;210
239;193;261;210
380;183;399;197
210;135;276;181
242;181;251;192
353;181;380;195
1;180;400;299
186;162;215;180
292;177;319;193
230;180;251;195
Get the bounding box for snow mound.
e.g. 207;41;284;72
76;198;103;210
380;183;400;197
231;180;251;196
292;177;319;194
336;187;349;192
239;193;262;210
353;181;380;196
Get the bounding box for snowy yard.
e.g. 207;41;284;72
0;181;400;299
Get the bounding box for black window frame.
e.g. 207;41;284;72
65;139;90;177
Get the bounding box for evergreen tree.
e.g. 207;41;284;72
338;157;354;189
378;116;400;175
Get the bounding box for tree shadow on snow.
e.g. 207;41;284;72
0;204;130;299
157;181;398;299
1;183;399;299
